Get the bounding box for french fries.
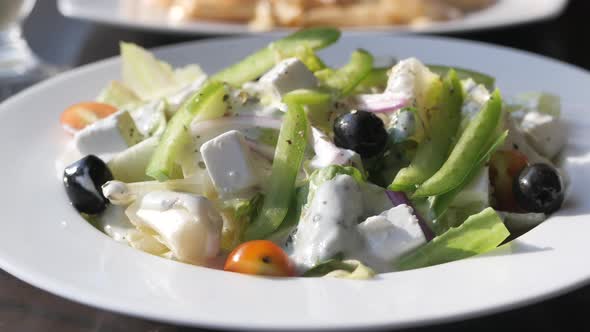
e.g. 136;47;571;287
146;0;495;30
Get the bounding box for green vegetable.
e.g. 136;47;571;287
146;81;227;181
96;81;141;108
120;42;205;100
303;259;375;279
267;184;309;243
243;101;309;240
294;46;327;72
354;67;390;93
431;130;508;219
413;90;503;197
428;64;495;91
315;49;374;96
390;70;463;192
211;28;340;87
108;136;159;183
396;207;510;270
221;193;263;251
283;89;332;106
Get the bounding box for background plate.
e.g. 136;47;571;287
0;35;589;331
57;0;568;35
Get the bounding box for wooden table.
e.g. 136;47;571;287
2;0;590;331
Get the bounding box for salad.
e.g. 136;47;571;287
60;28;567;279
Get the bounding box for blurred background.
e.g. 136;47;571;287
1;0;590;331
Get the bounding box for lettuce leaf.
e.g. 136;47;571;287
120;42;206;101
396;207;509;270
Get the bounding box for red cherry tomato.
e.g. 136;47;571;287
489;150;529;211
224;240;296;277
60;102;118;134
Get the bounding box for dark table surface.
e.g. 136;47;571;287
2;0;590;331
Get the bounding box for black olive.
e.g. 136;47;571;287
333;110;388;158
513;163;564;214
63;155;113;215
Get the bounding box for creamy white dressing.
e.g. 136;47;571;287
126;191;223;264
309;128;362;170
290;174;420;273
291;175;364;272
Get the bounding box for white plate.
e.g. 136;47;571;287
1;35;589;331
57;0;568;35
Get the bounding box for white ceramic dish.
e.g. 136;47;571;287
57;0;568;35
0;35;589;331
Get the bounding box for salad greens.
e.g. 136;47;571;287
397;208;509;270
390;70;463;192
61;27;567;278
243;100;309;240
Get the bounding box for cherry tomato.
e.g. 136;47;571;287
224;240;295;277
489;150;529;212
60;102;118;134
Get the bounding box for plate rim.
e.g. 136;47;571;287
0;33;589;331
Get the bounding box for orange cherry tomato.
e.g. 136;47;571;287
224;240;296;277
60;102;118;134
490;150;529;212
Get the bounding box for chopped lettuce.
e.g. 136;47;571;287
97;81;141;108
120;42;206;101
397;207;510;270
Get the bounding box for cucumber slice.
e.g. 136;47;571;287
211;28;340;87
146;81;228;181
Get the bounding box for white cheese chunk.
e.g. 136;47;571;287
126;191;223;264
259;58;318;97
309;128;362;170
358;205;426;271
503;116;552;165
74;110;143;157
385;58;438;107
200;130;260;197
521;111;566;159
452;166;490;207
290;175;364;271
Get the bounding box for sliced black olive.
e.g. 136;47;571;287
63;155;113;215
333;110;388;158
513;163;564;214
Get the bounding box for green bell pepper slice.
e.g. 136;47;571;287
212;28;340;87
315;49;374;96
389;70;463;192
396;207;509;270
413;90;503;198
431;130;508;219
146;81;227;181
353;67;390;93
243;100;309;240
428;65;495;91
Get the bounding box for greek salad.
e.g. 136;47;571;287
60;28;567;278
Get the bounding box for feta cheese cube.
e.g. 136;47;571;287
358;205;426;266
75;110;143;156
452;166;490;207
259;58;318;97
521;111;566;159
200;130;260;196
